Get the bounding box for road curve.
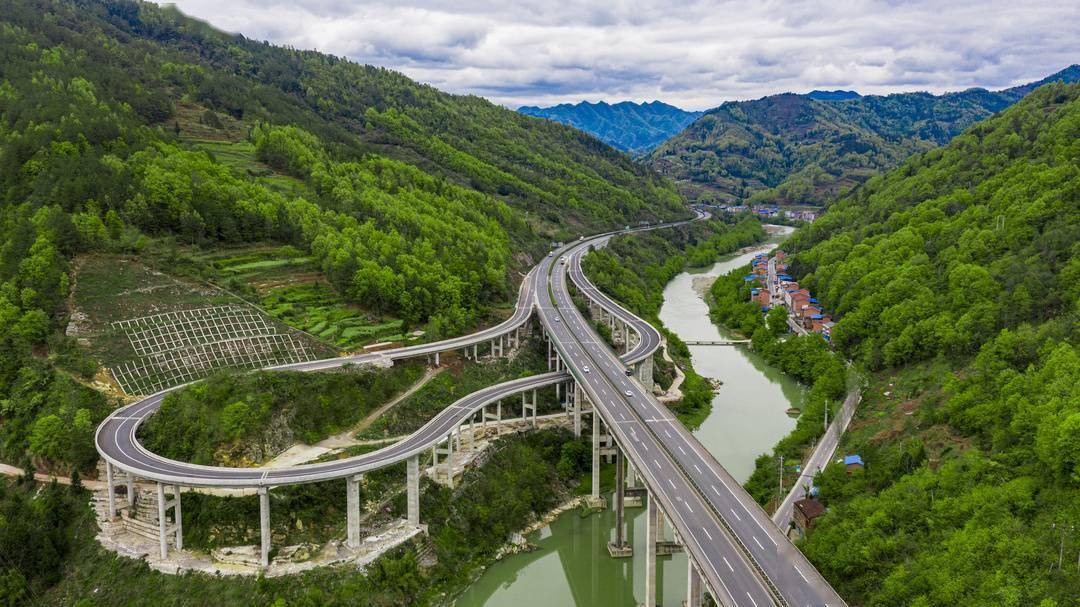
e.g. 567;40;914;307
94;222;680;488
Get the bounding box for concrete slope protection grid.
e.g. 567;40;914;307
95;209;845;606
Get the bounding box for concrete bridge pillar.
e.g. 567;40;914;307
607;446;632;558
445;431;455;489
407;455;420;527
346;474;362;549
687;560;704;607
156;483;168;559
434;352;440;367
259;487;270;568
573;382;582;437
592;409;601;501
126;473;136;510
105;461;116;520
473;343;477;360
521;391;536;426
173;484;183;552
154;483;183;559
645;490;658;607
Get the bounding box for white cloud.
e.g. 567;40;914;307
157;0;1080;110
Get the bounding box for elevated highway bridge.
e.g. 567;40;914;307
95;211;845;606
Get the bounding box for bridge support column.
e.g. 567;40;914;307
591;409;601;502
473;343;477;360
493;339;498;359
407;456;420;527
106;462;116;520
573;382;582;437
259;487;270;568
687;560;703;607
532;389;538;426
127;474;136;510
445;432;455;489
556;380;561;402
346;474;361;549
607;446;632;557
645;490;658;607
173;484;183;551
156;483;168;560
547;339;552;369
434;352;440;366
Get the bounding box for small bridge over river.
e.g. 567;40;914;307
682;339;751;346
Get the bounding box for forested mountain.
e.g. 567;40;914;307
518;100;703;154
776;82;1080;605
649;65;1080;206
0;0;688;479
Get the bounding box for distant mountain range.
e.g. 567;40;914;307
517;100;703;154
648;65;1080;206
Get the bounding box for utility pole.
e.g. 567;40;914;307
778;454;784;501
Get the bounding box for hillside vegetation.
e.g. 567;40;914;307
0;0;689;477
773;82;1080;605
649;66;1080;206
518;100;703;154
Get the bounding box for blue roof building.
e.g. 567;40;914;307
843;455;864;468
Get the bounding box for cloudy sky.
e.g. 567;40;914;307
159;0;1079;110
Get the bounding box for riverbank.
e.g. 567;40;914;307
454;222;804;605
705;249;853;508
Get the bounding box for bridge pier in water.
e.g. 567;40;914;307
645;489;658;607
607;446;632;557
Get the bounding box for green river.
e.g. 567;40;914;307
455;226;802;606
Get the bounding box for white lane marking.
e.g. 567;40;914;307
730;508;742;522
653;458;661;468
746;592;758;607
702;526;713;541
677;445;686;455
753;536;764;550
668;479;677;490
664;429;672;438
694;464;702;474
794;565;809;583
723;556;733;572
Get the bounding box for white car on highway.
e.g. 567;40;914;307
583;365;590;373
624;389;633;397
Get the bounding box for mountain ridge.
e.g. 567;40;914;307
517;100;703;154
648;65;1080;206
